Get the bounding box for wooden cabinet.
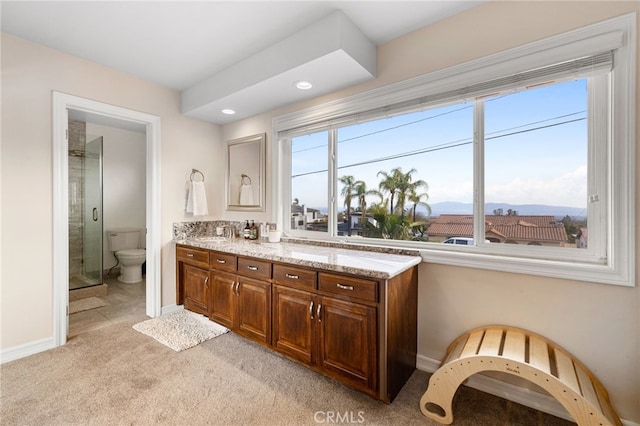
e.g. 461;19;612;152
209;270;236;328
272;265;378;397
209;251;236;273
235;276;271;344
272;286;377;394
318;272;378;303
176;246;210;316
182;264;210;315
317;296;377;393
208;252;272;345
272;285;314;364
176;243;418;403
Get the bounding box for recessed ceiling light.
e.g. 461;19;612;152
221;109;235;115
295;81;313;90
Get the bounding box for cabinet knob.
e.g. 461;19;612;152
309;301;314;319
247;266;259;271
316;304;322;322
186;253;194;257
216;259;226;264
204;276;209;288
285;273;299;279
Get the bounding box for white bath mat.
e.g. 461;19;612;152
132;310;229;352
69;297;107;314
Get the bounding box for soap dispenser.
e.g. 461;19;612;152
243;220;251;239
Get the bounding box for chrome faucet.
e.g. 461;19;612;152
221;225;235;241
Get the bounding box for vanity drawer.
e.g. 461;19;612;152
318;272;378;303
177;245;209;267
209;251;237;273
237;257;272;279
273;264;316;290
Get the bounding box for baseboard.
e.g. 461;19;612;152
161;304;183;316
0;337;56;364
416;354;638;426
2;306;184;364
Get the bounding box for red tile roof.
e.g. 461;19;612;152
427;214;568;243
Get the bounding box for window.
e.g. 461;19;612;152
336;101;473;240
274;13;635;286
291;131;329;234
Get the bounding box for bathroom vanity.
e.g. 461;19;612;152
175;238;420;403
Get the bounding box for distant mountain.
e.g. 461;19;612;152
424;202;586;219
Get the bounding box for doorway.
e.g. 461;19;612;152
52;92;161;347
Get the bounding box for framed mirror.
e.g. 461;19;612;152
225;133;266;211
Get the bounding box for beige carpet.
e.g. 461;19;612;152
68;296;107;314
0;321;575;426
133;309;229;351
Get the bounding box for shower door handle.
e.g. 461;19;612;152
92;208;98;222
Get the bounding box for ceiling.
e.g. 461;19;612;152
1;1;482;125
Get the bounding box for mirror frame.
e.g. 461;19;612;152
225;133;266;212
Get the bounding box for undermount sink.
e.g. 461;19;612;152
194;236;227;243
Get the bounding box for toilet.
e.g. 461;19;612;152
107;228;146;283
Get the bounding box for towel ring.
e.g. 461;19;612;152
190;169;205;182
241;174;252;185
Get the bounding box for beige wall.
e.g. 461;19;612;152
1;0;639;423
224;1;640;422
0;33;223;347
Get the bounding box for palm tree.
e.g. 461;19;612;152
395;168;427;218
339;175;357;236
408;188;431;223
408;185;431;223
353;180;378;237
365;204;411;240
377;168;403;214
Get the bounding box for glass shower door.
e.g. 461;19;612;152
82;135;103;286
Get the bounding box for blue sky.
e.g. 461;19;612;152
292;78;588;214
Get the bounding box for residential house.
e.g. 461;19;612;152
291;204;323;231
427;214;570;247
1;1;639;424
338;212;377;236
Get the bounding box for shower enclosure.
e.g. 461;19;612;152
68;119;103;290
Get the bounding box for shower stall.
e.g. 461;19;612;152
68;119;104;290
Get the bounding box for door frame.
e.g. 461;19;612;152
52;92;162;346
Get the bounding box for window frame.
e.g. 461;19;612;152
272;13;636;286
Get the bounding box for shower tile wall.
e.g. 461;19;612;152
68;120;85;284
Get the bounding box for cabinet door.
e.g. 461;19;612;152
209;270;236;329
183;264;209;316
236;277;271;345
272;285;314;365
317;296;377;393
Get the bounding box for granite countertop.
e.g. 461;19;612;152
174;238;421;279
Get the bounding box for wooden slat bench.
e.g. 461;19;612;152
420;325;621;426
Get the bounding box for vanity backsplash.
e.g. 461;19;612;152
172;220;244;240
173;221;421;257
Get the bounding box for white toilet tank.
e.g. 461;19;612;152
108;228;141;251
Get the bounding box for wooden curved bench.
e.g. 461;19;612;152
420;325;621;426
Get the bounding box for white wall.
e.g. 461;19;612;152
221;2;640;422
86;123;147;269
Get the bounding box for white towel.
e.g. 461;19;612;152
186;181;208;216
239;183;254;206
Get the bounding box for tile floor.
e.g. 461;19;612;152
68;274;147;338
